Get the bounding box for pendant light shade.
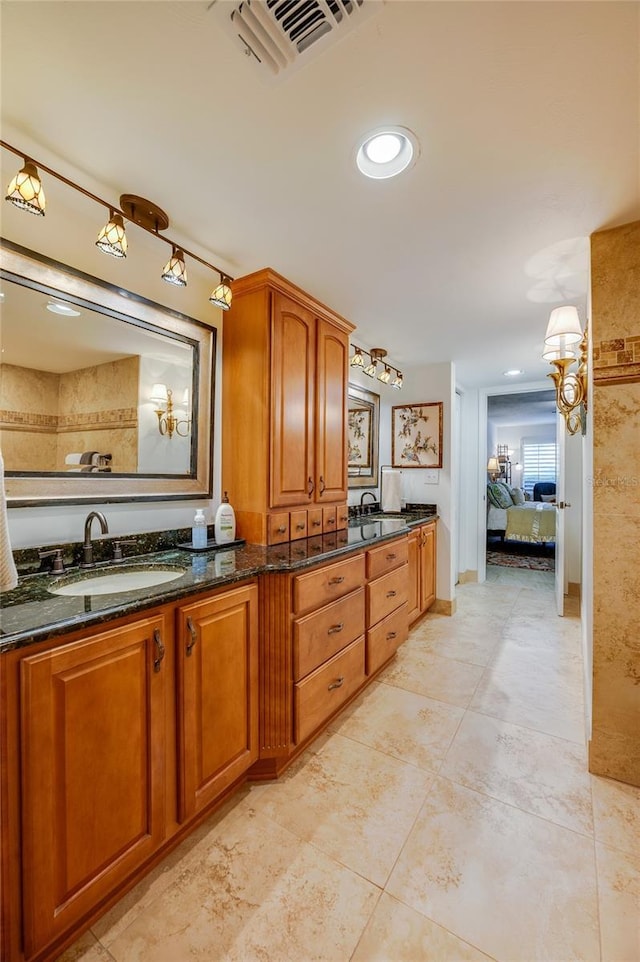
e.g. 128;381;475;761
391;372;403;390
96;212;127;258
209;276;232;310
350;348;365;367
161;247;187;287
5;160;46;215
378;365;391;384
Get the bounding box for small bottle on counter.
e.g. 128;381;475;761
214;492;236;544
192;508;208;549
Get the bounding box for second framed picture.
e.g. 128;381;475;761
392;401;443;469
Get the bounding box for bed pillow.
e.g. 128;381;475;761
541;494;556;502
510;487;525;505
487;481;514;509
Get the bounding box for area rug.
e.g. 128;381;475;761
487;550;555;571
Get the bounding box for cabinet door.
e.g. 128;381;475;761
407;529;421;624
315;317;349;503
20;616;167;956
420;523;437;612
270;292;316;507
177;583;258;822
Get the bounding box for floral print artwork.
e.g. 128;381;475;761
392;402;443;468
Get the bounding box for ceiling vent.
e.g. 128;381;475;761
210;0;384;81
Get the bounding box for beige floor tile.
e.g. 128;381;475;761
596;841;640;962
55;931;115;962
488;638;584;689
380;646;484;708
592;775;640;858
500;613;581;653
329;680;464;772
105;811;379;962
251;732;433;887
470;655;586;743
485;567;555;589
410;628;501;668
351;891;495;962
440;710;593;836
386;776;600;962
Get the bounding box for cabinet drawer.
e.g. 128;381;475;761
268;512;290;545
336;504;349;530
293;588;365;680
293;553;365;615
366;537;408;581
308;507;324;536
294;636;365;744
367;563;409;626
322;505;337;533
290;509;308;541
366;602;408;675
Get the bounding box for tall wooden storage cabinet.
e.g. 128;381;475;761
222;270;354;545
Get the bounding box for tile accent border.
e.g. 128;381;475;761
593;335;640;386
0;407;138;432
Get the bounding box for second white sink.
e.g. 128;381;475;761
49;565;186;597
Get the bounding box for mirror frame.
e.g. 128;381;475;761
1;240;215;507
347;382;380;489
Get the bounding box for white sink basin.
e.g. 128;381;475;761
49;565;186;597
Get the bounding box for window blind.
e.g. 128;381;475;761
522;441;556;496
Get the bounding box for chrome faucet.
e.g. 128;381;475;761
81;511;109;567
359;491;377;514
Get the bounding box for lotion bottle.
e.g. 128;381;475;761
191;508;208;549
214;492;236;544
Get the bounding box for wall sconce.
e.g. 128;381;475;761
487;457;501;481
543;305;588;435
350;344;403;390
150;383;191;439
2;140;233;310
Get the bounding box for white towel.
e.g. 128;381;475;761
0;449;18;592
65;453;82;465
381;468;402;512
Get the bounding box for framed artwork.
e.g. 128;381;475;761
347;383;380;487
392;402;443;469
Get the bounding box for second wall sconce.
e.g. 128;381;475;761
150;383;191;439
543;305;588;435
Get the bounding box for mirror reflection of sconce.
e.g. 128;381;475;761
150;383;191;439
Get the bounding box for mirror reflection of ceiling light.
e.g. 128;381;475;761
356;126;419;180
503;369;524;377
46;300;82;317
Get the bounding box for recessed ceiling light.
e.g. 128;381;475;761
356;126;419;180
46;299;81;316
503;369;524;377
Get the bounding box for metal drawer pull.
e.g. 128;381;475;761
386;631;397;640
296;522;305;530
327;518;336;525
277;525;287;533
386;553;396;560
329;575;345;585
186;617;197;656
386;589;397;598
313;519;322;527
328;676;344;691
153;628;165;672
328;623;344;634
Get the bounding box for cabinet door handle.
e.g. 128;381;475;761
386;590;397;598
153;628;165;673
308;476;315;496
328;623;344;634
328;676;344;691
386;553;396;560
329;575;345;585
386;631;397;640
185;617;197;656
319;475;326;495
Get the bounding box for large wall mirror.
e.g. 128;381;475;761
0;241;215;506
348;382;380;489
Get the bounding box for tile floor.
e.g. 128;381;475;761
60;572;639;962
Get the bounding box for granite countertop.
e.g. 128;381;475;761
0;511;437;652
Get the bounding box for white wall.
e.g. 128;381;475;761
458;388;480;577
1;133;223;548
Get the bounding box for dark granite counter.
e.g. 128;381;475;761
0;513;436;653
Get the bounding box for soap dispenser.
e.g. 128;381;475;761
191;508;208;549
214;492;236;544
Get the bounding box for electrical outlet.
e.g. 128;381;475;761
423;470;439;484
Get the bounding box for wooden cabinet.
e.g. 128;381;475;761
19;615;169;956
222;269;353;544
408;521;437;625
176;583;258;822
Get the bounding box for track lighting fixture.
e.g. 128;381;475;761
350;344;403;390
2;140;233;310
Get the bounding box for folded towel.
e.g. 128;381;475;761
0;449;18;592
80;451;98;464
381;468;402;512
80;465;99;472
65;453;82;465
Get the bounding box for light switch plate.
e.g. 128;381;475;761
423;470;439;484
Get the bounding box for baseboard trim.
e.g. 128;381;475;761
458;570;478;585
567;581;581;599
431;598;456;616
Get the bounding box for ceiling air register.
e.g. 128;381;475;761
215;0;383;79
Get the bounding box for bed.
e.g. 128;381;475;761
486;482;556;544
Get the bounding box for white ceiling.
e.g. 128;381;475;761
1;1;638;388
